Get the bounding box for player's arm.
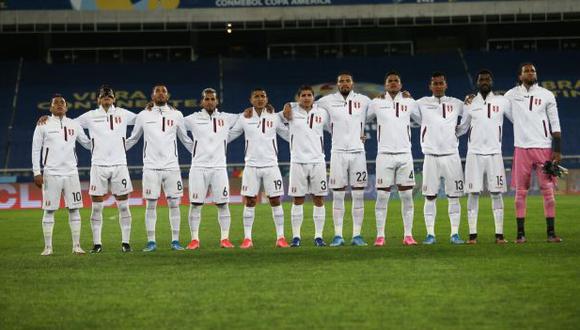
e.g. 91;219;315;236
125;109;137;126
176;114;193;150
31;126;44;187
504;99;514;123
124;113;143;150
456;106;471;137
227;115;244;143
366;101;377;123
275;117;290;142
74;122;92;150
546;94;562;163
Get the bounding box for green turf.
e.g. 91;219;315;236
1;195;579;329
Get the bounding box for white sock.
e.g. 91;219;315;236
352;190;365;237
243;206;255;239
291;204;304;239
68;208;82;248
424;198;436;236
90;201;104;245
375;190;390;238
467;193;479;235
145;199;158;242
491;193;504;235
332;190;345;237
448;197;461;236
217;204;231;240
42;210;55;249
399;190;414;237
313;205;325;239
188;204;202;241
168;197;181;242
272;205;285;239
116;199;132;244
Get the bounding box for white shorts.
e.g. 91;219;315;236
289;162;328;197
42;174;83;210
329;151;368;189
464;153;506;193
89;165;133;196
142;169;184;199
189;167;230;204
376;153;415;188
241;166;284;198
422;153;464;197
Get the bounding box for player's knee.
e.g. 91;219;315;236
269;197;281;207
167;197;180;208
115;194;129;201
426;195;437;201
378;187;391;192
397;185;413;191
91;195;105;202
293;197;305;205
146;199;158;211
313;196;324;207
244;197;257;207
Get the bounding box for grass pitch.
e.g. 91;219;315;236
1;195;579;329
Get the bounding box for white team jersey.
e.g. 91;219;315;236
367;92;420;154
286;104;328;164
504;84;561;148
125;105;192;170
228;108;289;167
184;109;239;168
416;95;464;155
76;105;136;166
316;91;370;153
457;92;511;155
32;115;91;176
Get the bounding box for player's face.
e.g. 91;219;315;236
98;95;115;107
201;92;218;111
429;76;447;97
298;90;314;109
152;86;169;104
50;97;68;116
477;73;493;93
250;90;268;109
337;74;353;94
385;75;402;94
520;64;538;85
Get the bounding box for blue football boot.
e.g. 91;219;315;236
142;241;157;252
450;234;465;245
423;234;436;245
351;235;368;246
171;240;185;251
329;235;345;247
290;237;301;247
313;237;326;247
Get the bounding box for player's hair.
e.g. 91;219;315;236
517;62;535;85
475;69;493;82
384;71;401;82
250;87;267;97
152;84;167;93
431;71;446;80
337;71;353;80
296;85;314;96
201;88;217;99
51;93;66;104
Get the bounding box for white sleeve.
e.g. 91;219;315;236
276;117;290;142
124;109;137;125
176;113;193;150
125;113;143;150
546;93;561;133
456;107;471;137
366;101;377;123
75;112;90;129
227;117;244;143
75;122;92;150
504;99;514;123
224;113;240;128
31;126;44;176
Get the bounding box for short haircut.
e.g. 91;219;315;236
152;84;167;93
250;88;266;97
337;71;353;79
431;71;446;80
476;69;493;81
201;88;217;99
384;71;401;82
52;93;66;104
517;62;535;85
296;85;314;96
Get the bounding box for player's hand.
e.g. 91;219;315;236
37;115;49;126
243;107;253;118
266;103;275;113
464;94;476;105
34;175;43;188
282;103;292;120
553;152;562;164
146;102;154;111
360;135;367;143
402;90;412;98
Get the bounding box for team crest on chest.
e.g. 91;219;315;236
67;128;75;135
114;116;122;124
166;119;174;127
